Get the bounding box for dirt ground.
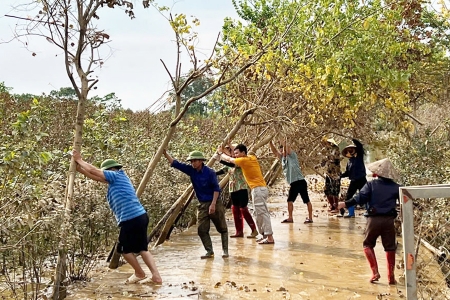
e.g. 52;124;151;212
66;178;406;300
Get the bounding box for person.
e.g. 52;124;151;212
338;158;400;285
162;149;229;259
269;139;313;224
72;151;162;284
214;144;258;238
217;144;275;244
339;138;367;218
317;138;342;213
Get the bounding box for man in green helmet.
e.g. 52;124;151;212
72;151;162;284
163;149;228;259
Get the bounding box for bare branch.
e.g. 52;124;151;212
244;119;276;126
88;79;99;91
176;64;211;95
160;59;176;88
405;112;424;125
5;14;63;27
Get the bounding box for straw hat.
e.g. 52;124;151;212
326;138;338;147
342;144;357;157
321;137;338;147
366;158;399;180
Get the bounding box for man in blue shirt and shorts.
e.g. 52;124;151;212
269;139;313;224
163;150;228;259
73;150;162;284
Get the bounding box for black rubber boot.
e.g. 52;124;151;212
221;232;229;258
198;232;214;259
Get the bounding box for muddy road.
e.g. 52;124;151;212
66;180;405;299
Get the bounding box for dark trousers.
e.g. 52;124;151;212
346;177;367;200
364;216;397;251
197;200;228;253
287;179;310;204
230;189;249;207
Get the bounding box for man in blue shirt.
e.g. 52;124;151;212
73;151;162;284
163;150;228;259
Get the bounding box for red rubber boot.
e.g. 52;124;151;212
386;251;397;285
363;247;381;283
241;207;256;231
230;205;243;237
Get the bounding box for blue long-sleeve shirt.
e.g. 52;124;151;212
341;139;366;180
346;177;400;216
171;160;221;202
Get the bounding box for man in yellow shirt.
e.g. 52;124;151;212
218;144;274;244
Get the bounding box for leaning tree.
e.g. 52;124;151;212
6;0;139;298
222;0;450;160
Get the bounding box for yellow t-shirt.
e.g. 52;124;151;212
234;155;267;189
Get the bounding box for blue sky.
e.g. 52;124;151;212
0;1;239;111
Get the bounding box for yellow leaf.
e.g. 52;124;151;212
370;93;377;104
363;19;369;30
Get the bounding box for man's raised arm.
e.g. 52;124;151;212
269;141;282;159
163;149;174;164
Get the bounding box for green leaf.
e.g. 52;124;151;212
39;152;53;164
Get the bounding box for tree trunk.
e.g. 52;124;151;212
165;192;195;240
264;159;281;187
150;109;257;246
150;187;194;245
107;242;122;269
153;189;195;246
52;90;87;299
269;165;282;186
136;125;177;197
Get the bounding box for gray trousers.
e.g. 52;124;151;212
251;187;273;235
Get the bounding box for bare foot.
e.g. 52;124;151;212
257;238;275;244
152;275;163;284
126;274;147;284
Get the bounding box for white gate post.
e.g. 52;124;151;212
400;188;417;300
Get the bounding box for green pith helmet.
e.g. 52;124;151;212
186;150;206;161
100;159;123;170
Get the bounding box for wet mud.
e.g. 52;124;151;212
66;181;406;299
